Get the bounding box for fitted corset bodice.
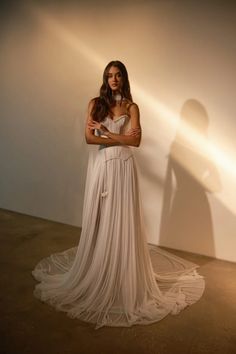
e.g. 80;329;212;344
102;114;130;134
96;115;130;150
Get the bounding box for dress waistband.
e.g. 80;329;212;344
99;144;120;150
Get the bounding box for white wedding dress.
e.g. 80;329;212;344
32;114;205;330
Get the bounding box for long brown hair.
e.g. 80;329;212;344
91;60;133;122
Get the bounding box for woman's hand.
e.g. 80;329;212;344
87;120;101;130
87;120;109;134
127;127;141;137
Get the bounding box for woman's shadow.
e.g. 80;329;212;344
159;99;221;258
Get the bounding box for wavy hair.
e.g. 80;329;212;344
91;60;133;122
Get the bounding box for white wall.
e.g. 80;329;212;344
0;0;235;262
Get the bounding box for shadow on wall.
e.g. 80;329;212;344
159;99;221;258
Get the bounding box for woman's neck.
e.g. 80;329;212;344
113;93;126;106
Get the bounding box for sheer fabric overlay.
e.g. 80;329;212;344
32;115;205;330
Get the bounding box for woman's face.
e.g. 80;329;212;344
107;66;123;92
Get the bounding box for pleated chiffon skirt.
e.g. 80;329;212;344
32;146;205;329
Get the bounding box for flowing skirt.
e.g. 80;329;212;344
32;146;205;329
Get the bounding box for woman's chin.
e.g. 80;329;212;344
111;86;120;91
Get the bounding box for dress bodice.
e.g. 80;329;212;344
96;115;130;150
99;114;130;135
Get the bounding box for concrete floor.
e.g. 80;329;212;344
0;208;236;354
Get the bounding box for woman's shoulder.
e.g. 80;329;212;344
125;100;139;114
88;96;100;108
125;99;138;107
89;96;99;103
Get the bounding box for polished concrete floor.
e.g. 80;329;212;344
0;208;236;354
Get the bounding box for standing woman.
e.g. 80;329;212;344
32;60;205;330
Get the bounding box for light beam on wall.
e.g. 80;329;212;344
32;4;236;215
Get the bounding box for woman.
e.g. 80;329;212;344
32;61;205;330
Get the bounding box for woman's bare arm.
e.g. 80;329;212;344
85;99;121;146
88;103;142;147
104;103;141;147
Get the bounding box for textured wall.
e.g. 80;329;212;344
0;0;235;261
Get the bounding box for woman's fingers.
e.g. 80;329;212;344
127;128;141;136
87;120;101;130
